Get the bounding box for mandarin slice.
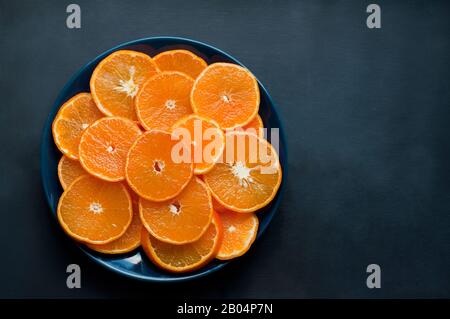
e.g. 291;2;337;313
216;210;259;260
153;49;207;79
125;130;193;201
90;50;159;121
141;211;222;273
79;117;142;181
191;63;260;129
52;93;104;159
172;114;224;174
135;71;194;131
139;177;213;244
58;156;87;189
203;131;282;213
57;175;132;244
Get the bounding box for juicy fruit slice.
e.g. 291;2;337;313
90;50;159;121
141;212;222;273
135;72;194;131
191;63;260;129
57;175;132;244
239;114;264;138
79;117;141;181
172;114;225;174
87;187;142;254
58;156;87;189
52;93;104;159
204;131;282;213
140;177;213;244
216;210;259;260
153;49;207;79
126;130;193;201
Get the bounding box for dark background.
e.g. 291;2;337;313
0;0;449;298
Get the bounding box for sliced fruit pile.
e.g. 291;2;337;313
52;49;282;273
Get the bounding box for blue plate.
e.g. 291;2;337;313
41;37;287;282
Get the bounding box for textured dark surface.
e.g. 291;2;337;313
0;0;449;298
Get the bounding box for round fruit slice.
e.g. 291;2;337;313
203;131;282;213
90;50;159;121
238;114;264;138
135;71;194;131
191;63;260;129
216;210;259;260
141;211;222;273
126;130;193;201
172;114;225;174
79;117;141;181
139;177;213;244
153;49;207;79
57;175;132;244
52;93;104;159
87;187;142;254
58;156;87;189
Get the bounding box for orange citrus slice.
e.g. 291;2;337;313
57;175;132;244
204;131;282;213
237;114;264;138
141;211;222;273
216;210;259;260
87;186;142;254
125;130;193;201
139;177;213;244
79;117;142;181
153;49;207;79
172;114;225;174
135;71;194;131
90;50;159;121
58;156;87;189
52;93;103;159
191;63;260;129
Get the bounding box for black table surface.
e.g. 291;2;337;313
0;0;449;298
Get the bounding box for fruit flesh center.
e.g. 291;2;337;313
228;226;236;233
81;123;89;130
89;202;103;214
222;94;231;103
165;99;176;110
114;66;139;98
231;161;253;188
168;201;181;216
106;145;115;153
153;160;165;174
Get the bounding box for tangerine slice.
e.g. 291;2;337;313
216;210;259;260
141;211;222;273
135;71;194;131
58;156;87;189
203;131;282;213
90;50;159;121
52;93;104;159
237;114;264;138
87;186;142;254
153;49;207;79
191;63;260;129
125;130;193;201
172;114;225;174
139;177;213;244
57;175;132;244
79;117;142;181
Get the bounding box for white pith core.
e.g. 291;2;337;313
113;66;139;98
106;145;115;153
168;201;181;216
89;202;103;214
81;123;89;130
222;94;231;103
165;99;176;110
231;161;253;188
153;160;165;174
228;226;237;233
